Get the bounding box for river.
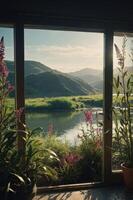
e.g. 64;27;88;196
26;108;103;144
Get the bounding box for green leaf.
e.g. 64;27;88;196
10;173;25;184
116;76;120;88
123;70;127;78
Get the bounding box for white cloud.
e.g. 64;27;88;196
25;44;103;72
35;45;97;57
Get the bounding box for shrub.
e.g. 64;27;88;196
39;135;70;158
47;98;75;110
76;110;103;182
31;109;103;186
77;138;102;182
34;135;71;185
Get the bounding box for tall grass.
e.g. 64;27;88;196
33;133;102;185
7;95;133;112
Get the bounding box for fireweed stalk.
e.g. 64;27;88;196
113;37;133;166
78;110;103;150
0;37;23;132
0;36;61;196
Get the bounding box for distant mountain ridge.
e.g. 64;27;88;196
7;60;132;96
6;60;95;97
69;67;103;91
69;66;133;92
69;68;102;77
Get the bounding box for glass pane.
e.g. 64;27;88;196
112;32;133;170
24;29;104;186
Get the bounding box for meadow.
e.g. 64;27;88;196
7;94;104;111
7;94;133;112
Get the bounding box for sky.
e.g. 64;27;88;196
0;27;132;73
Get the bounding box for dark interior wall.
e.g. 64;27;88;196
1;1;133;20
0;1;133;30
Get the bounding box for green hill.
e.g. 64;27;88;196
69;68;103;92
6;60;95;97
69;66;133;92
25;71;95;97
5;60;51;76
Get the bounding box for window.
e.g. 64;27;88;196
24;28;104;186
1;21;131;188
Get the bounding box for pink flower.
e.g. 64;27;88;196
0;63;9;78
0;37;9;78
7;83;14;93
84;111;93;124
3;65;9;77
15;107;24;122
95;127;103;135
0;37;5;60
64;153;81;166
95;139;102;150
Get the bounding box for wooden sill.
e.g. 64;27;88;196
37;181;104;194
37;171;123;194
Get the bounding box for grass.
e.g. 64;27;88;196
25;97;83;112
77;94;103;107
7;94;133;112
34;134;102;186
7;95;101;111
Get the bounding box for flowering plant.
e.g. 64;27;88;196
0;36;17;163
63;153;81;166
0;36;24;199
78;110;103;150
76;110;103;181
113;37;133;167
59;152;82;184
0;36;59;198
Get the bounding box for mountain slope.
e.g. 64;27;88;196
69;68;103;91
69;66;133;92
69;67;102;77
25;71;95;97
5;60;52;76
5;60;95;97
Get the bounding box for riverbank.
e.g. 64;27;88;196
7;95;103;111
7;94;133;112
25;95;103;112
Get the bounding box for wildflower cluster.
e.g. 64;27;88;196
62;152;81;166
0;37;24;127
78;110;103;150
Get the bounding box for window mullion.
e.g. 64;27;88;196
103;29;113;183
14;23;25;151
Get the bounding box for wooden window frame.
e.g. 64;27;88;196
1;19;133;191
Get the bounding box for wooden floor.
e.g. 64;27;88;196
33;186;133;200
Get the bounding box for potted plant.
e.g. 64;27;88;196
0;36;59;199
113;36;133;189
0;37;39;199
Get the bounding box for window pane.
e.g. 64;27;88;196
24;29;104;186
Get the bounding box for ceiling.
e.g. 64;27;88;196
0;1;133;30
